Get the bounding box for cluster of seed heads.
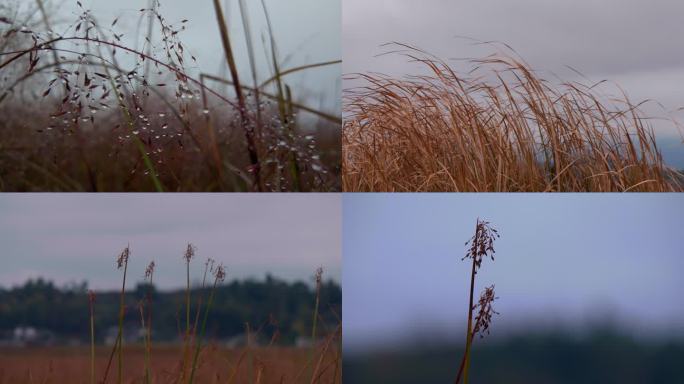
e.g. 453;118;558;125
116;246;130;269
205;257;216;270
184;243;196;263
213;264;226;283
472;285;498;338
145;261;156;280
463;219;499;271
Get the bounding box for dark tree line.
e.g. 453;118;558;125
0;276;341;345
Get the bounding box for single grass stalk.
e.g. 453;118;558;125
188;264;226;384
260;0;302;190
309;267;323;383
211;0;262;191
138;302;148;381
461;231;477;384
201;73;341;124
454;219;499;384
182;243;196;381
116;245;131;384
143;261;155;384
88;290;96;384
246;322;254;384
237;0;262;131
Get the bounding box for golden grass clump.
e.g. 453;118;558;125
343;43;684;192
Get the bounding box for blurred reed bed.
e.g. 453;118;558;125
0;0;341;191
343;43;684;192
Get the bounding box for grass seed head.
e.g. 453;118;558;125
184;243;196;263
463;219;499;270
116;246;130;269
145;261;155;279
213;264;226;283
473;285;499;338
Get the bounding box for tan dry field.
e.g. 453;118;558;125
0;344;340;384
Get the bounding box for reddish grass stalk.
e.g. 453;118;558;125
116;245;130;384
462;227;478;383
143;261;155;384
454;219;499;384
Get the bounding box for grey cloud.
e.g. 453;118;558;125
0;194;341;290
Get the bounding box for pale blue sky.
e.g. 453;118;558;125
343;194;684;351
0;194;341;290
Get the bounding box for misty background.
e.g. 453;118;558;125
343;0;684;167
0;193;341;290
343;193;684;352
342;193;684;382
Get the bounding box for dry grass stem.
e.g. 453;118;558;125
343;43;684;192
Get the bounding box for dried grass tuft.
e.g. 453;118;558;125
343;43;684;192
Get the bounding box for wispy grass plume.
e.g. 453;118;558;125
343;43;684;192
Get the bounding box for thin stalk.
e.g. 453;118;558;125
34;0;61;71
101;335;119;383
144;266;154;384
247;323;253;384
188;274;221;384
186;259;191;336
138;303;149;384
260;0;302;190
462;223;479;384
211;0;262;191
181;257;191;381
454;332;476;384
89;292;95;384
237;0;263;140
117;254;129;384
201;73;341;124
309;269;322;383
143;0;156;81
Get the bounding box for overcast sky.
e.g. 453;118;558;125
0;194;341;290
343;0;684;166
343;194;684;352
39;0;341;113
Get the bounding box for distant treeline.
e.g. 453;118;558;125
345;329;684;383
0;276;341;345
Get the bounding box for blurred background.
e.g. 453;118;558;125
0;193;341;346
343;194;684;383
343;0;684;169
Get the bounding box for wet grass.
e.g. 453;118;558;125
0;0;341;191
